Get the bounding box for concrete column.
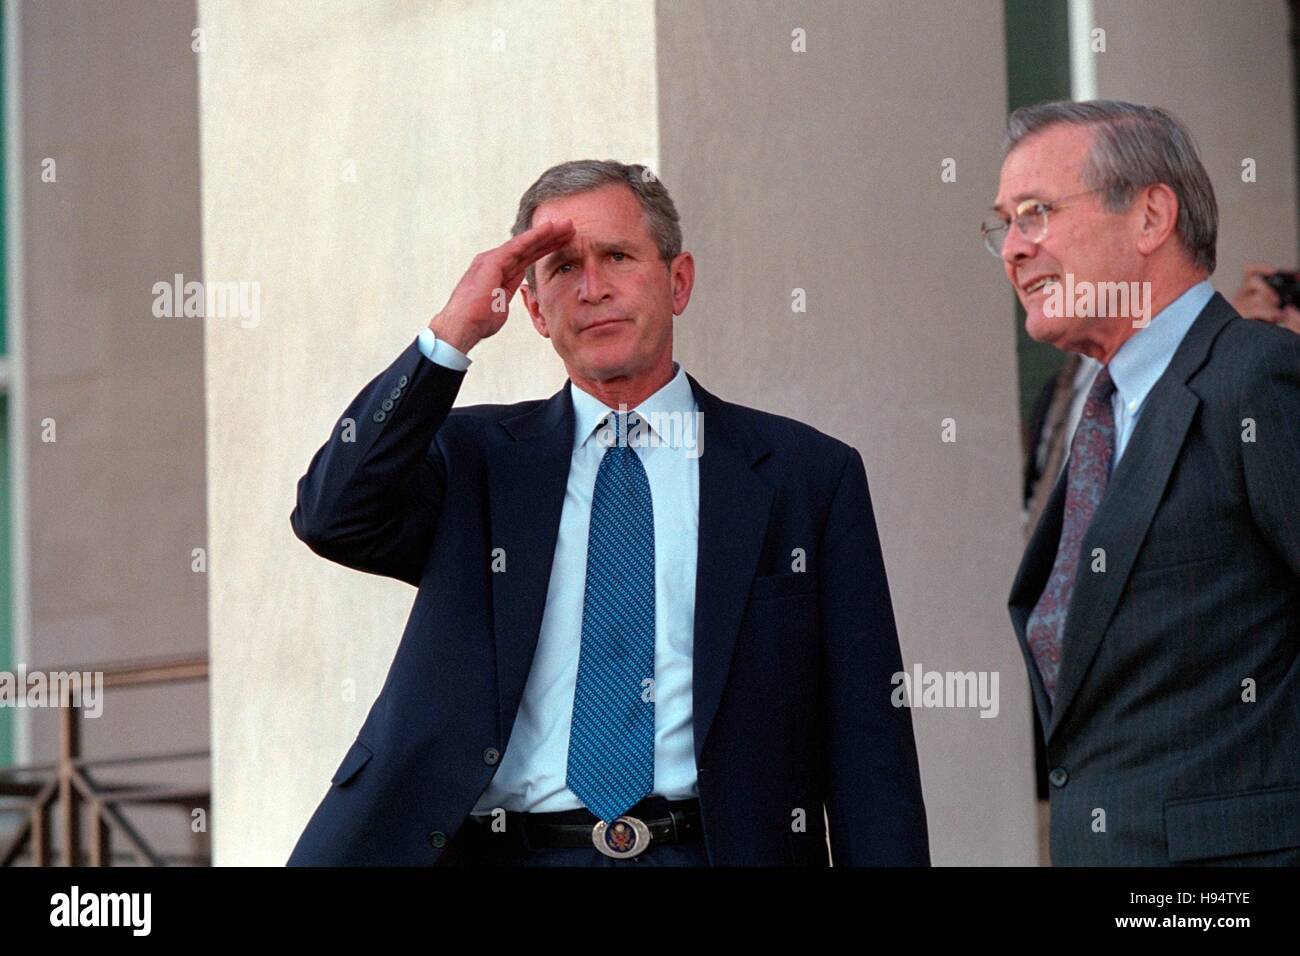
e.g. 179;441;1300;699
198;0;659;865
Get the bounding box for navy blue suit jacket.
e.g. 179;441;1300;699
286;337;929;866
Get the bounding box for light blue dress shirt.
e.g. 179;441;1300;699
416;327;701;813
1107;280;1214;464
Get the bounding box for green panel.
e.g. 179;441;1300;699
1004;0;1072;114
1004;0;1072;420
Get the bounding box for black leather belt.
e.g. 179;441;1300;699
460;795;702;859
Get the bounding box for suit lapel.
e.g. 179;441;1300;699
486;382;574;742
1045;294;1235;738
685;374;774;765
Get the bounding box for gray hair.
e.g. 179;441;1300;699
511;159;682;288
1003;100;1217;274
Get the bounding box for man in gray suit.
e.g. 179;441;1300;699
983;100;1300;865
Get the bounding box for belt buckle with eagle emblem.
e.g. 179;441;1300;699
592;815;651;859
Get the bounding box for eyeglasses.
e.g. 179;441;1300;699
980;189;1102;258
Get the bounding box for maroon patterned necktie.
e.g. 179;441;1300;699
1026;366;1116;704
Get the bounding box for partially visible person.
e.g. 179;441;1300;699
1231;263;1300;334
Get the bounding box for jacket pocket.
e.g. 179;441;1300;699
1164;784;1300;862
1130;532;1222;576
330;738;375;787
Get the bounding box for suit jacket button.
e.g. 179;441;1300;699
483;747;500;766
1049;768;1068;788
429;831;447;848
381;398;395;411
398;374;409;387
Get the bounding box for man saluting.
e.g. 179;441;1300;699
287;160;929;866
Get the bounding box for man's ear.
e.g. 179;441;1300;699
670;251;696;316
521;282;550;338
1135;183;1180;257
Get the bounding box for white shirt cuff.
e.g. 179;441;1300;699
417;326;472;370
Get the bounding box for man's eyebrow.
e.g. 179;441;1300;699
541;239;630;266
990;192;1039;215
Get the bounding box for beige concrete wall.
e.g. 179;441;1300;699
15;0;208;859
210;0;1296;868
656;0;1036;865
1090;0;1299;294
198;0;659;865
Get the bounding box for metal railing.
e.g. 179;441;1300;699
0;655;210;866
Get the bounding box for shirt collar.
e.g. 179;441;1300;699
1108;279;1214;415
570;360;697;450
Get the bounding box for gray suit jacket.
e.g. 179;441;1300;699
1009;292;1300;866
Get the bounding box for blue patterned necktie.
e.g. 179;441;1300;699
566;411;656;823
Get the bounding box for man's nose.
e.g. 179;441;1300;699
578;261;612;303
1001;226;1038;271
